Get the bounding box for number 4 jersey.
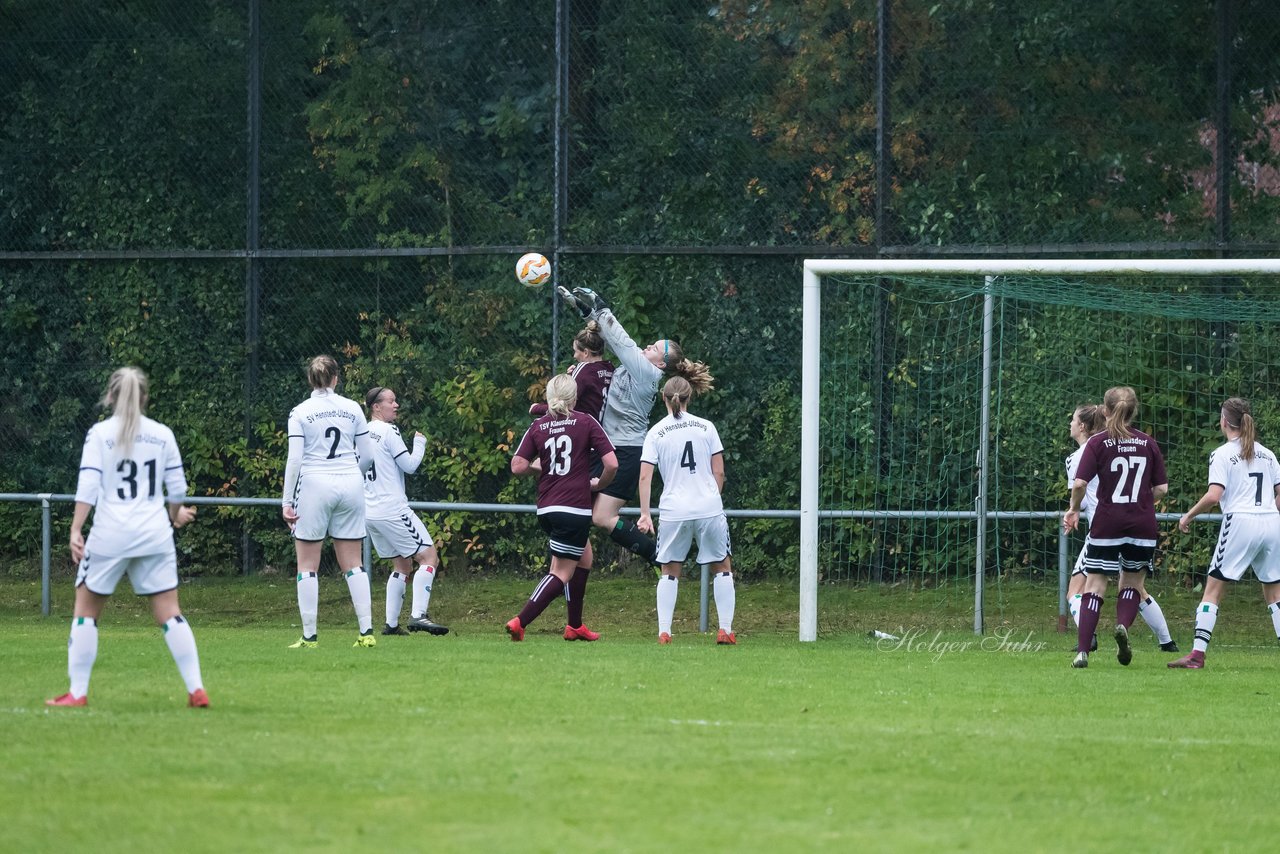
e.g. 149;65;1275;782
1074;428;1168;543
515;412;615;514
75;415;188;557
640;412;725;522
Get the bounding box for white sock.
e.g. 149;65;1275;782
1193;601;1218;654
1068;593;1083;627
656;574;678;635
296;572;319;639
411;565;435;619
345;567;373;634
162;615;203;693
385;571;408;627
713;571;736;633
1268;601;1280;639
1138;595;1172;644
67;616;98;699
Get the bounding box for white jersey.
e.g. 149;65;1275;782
75;415;187;557
640;412;724;521
364;420;427;520
594;308;662;447
1208;437;1280;515
282;388;374;507
1065;444;1099;523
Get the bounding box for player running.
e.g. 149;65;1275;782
363;386;448;637
1169;397;1280;669
636;376;737;645
506;375;618;641
1062;386;1168;668
48;367;208;708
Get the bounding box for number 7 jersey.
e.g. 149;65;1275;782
1208;437;1280;514
1074;428;1168;542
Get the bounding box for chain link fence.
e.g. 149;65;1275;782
4;1;1280;580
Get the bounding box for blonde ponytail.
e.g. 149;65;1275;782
103;367;148;456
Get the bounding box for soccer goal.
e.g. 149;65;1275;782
799;259;1280;642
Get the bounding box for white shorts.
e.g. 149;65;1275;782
366;512;435;560
1072;535;1090;576
655;514;732;566
1208;513;1280;584
294;471;366;541
76;546;178;596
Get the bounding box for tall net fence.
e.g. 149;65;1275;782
817;270;1280;622
5;2;1280;582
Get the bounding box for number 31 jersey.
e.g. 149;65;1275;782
1208;437;1280;515
75;415;188;557
1074;428;1168;542
641;412;725;522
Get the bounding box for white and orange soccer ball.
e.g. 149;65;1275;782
515;252;551;287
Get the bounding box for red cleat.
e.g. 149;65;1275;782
716;629;737;645
563;624;600;641
658;632;672;645
45;692;87;707
505;617;524;642
188;688;210;708
1167;651;1205;669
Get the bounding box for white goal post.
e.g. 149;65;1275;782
799;258;1280;642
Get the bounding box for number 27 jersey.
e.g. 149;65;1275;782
1074;428;1167;541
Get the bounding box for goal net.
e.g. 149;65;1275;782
799;259;1280;641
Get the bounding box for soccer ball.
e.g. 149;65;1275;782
515;252;551;287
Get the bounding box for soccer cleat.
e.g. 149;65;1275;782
563;624;600;641
288;636;318;649
45;692;87;707
658;632;672;645
505;617;525;642
353;631;377;648
1114;624;1132;666
408;614;450;636
1168;651;1205;669
381;623;410;636
188;688;210;708
1090;633;1098;653
1071;652;1088;668
716;629;737;645
1159;640;1180;652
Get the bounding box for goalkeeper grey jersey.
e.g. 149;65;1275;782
594;308;663;447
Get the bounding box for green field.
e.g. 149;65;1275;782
4;576;1279;852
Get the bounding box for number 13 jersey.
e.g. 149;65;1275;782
1075;428;1168;543
640;412;725;522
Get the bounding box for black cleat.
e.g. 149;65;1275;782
1159;640;1180;652
1114;624;1132;666
408;614;449;636
381;623;410;636
1089;632;1098;653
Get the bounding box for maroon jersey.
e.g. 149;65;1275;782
568;359;614;423
1075;428;1167;543
514;411;615;514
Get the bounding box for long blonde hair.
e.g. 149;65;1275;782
662;376;694;420
103;367;148;456
546;374;578;418
1103;386;1138;440
1222;397;1257;461
307;355;339;390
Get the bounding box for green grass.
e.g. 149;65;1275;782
3;575;1280;852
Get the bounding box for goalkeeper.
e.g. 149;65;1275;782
558;285;714;566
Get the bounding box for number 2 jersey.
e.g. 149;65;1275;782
640;412;725;522
1207;437;1280;515
1073;428;1168;543
514;412;614;514
75;415;188;557
282;388;374;507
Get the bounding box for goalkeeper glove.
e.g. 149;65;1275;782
571;287;610;316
